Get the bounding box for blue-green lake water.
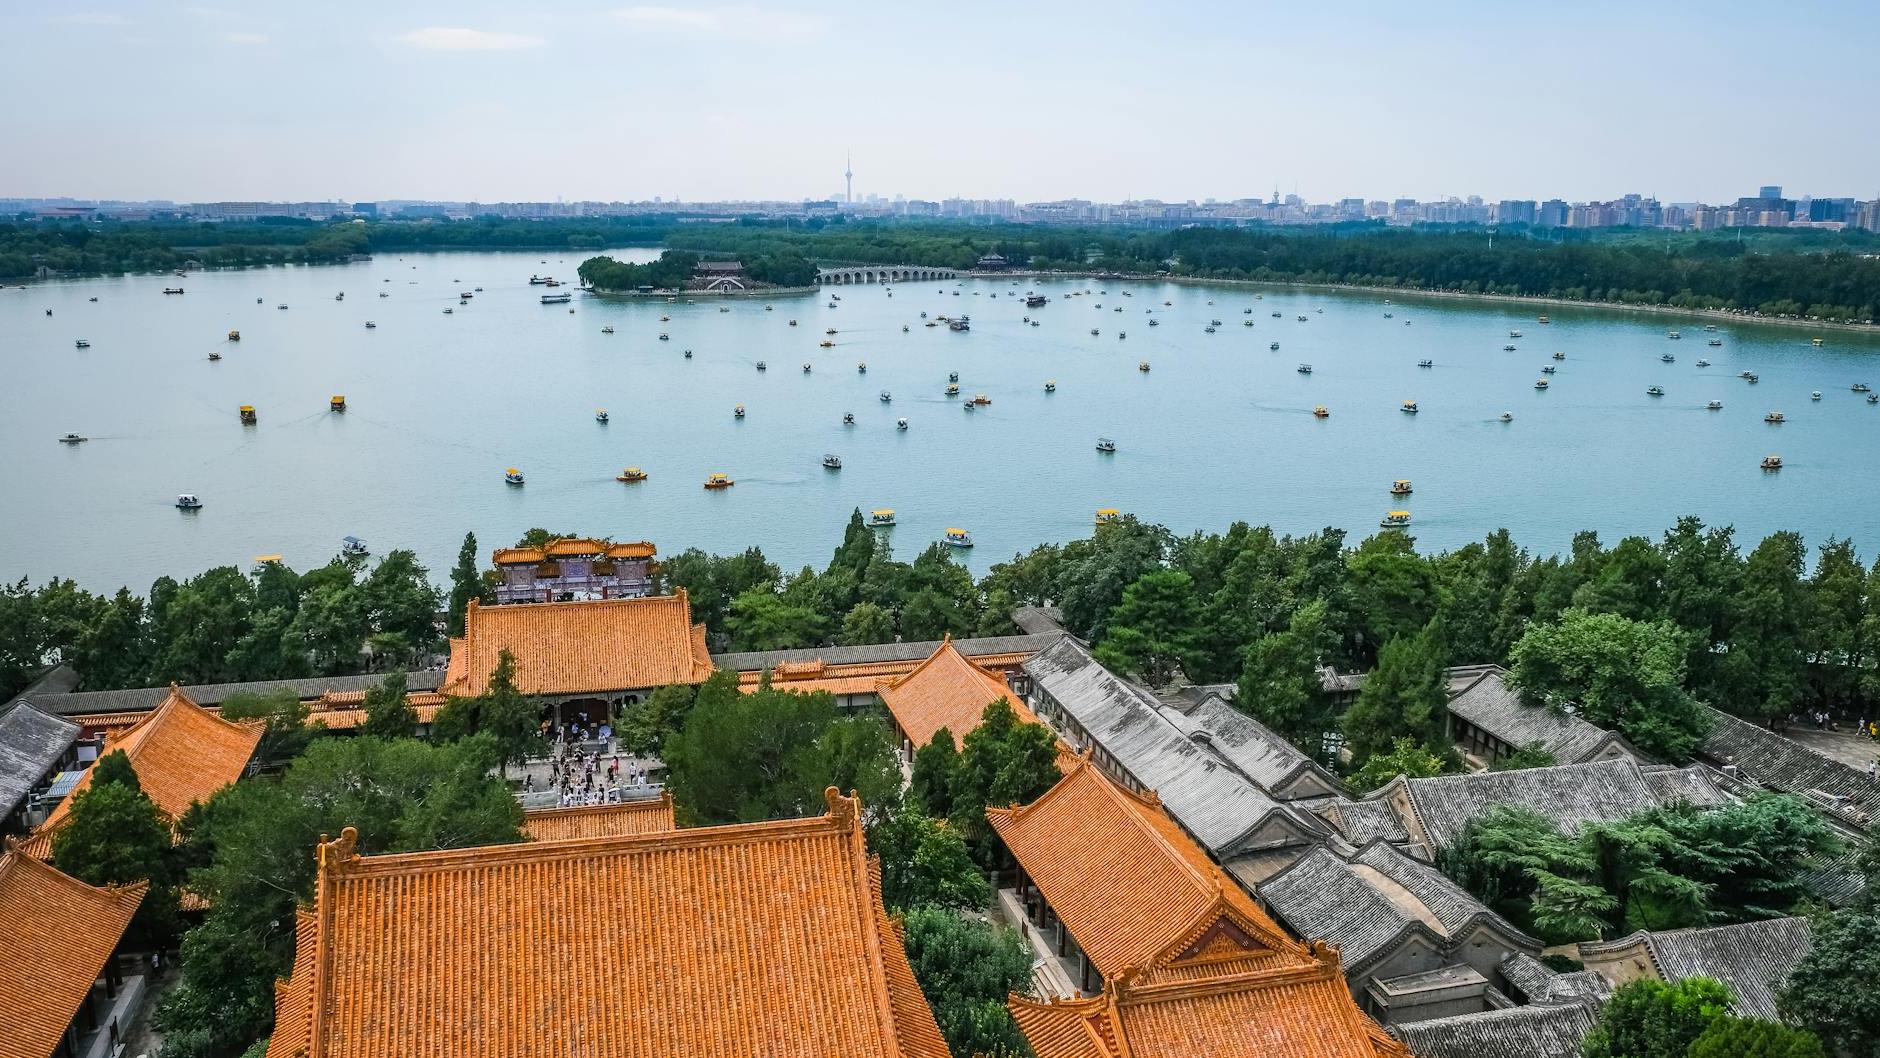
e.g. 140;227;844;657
5;247;1878;592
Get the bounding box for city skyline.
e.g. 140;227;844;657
4;0;1878;203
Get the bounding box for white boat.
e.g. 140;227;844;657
176;493;203;509
541;292;572;304
880;390;893;403
896;417;908;430
1096;437;1116;453
74;339;89;349
822;454;842;470
1708;400;1724;410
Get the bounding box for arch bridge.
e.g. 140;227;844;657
816;266;961;285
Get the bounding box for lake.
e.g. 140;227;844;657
5;247;1879;592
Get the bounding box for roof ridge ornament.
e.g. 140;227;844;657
824;787;860;831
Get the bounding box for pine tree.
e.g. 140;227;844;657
360;671;417;739
51;750;181;946
1340;619;1448;768
446;532;484;639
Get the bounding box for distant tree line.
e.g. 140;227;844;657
577;248;818;290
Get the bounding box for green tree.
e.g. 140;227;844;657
359;671;417;739
1345;531;1441;663
50;750;181;947
839;601;897;646
1340;620;1448;768
1779;909;1880;1058
725;587;829;651
1508;608;1711;761
899;907;1035;1058
1053;517;1172;640
1581;977;1733;1058
71;587;149;690
446;532;485;639
910;728;962;818
147;566;255;684
873;808;990;913
1092;569;1203;686
1718;532;1812;722
950;699;1061;862
1687;1016;1825;1058
1348;736;1457;792
360;549;441;663
288;574;367;676
1235;599;1334;754
617;679;708;756
218;689;315;764
1489;741;1559;771
1804;538;1867;711
432;649;539;775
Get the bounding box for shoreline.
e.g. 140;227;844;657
580;285;818;299
966;269;1878;335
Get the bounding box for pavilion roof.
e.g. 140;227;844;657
879;636;1037;750
266;789;947;1058
988;755;1303;985
0;850;146;1058
520;794;675;841
22;685;261;858
440;593;715;697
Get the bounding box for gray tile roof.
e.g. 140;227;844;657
711;632;1055;673
1638;764;1730;808
1445;670;1635;764
1311;797;1411;844
25;670;446;717
0;702;81;818
1156;691;1343;796
1010;606;1065;635
1259;845;1435;974
1390;1001;1600;1058
1636;918;1811;1021
1351;841;1540;948
1498;953;1611;1005
1698;707;1880;823
1399;758;1711;851
1022;636;1317;855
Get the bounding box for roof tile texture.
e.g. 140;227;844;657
880;638;1038;750
0;851;146;1058
441;593;715;697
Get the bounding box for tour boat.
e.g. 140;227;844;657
803;363;813;373
896;417;908;430
504;467;525;485
1211;319;1222;326
1095;508;1122;525
541;293;572;304
1811;338;1824;347
1502;344;1517;351
962;400;976;413
1202;327;1213;334
530;275;548;285
1090;328;1100;336
1745;373;1760;383
1553;351;1566;360
660;315;671;322
1662;354;1676;363
277;303;288;310
1026;294;1047;307
1297;315;1308;322
1542;365;1556;374
824;328;837;336
1418;359;1433;368
595;409;609;423
1138;361;1150;372
1812;392;1822;401
342;536;369;559
1534;379;1549;390
617;467;648;483
1244;319;1254;326
870;509;896;527
1149;318;1161;326
704;473;734;490
823;454;842;470
1510;330;1523;338
684;349;693;359
1761;455;1783;470
1297;364;1312;374
944;528;974;549
1708;401;1724;410
1500;412;1514;422
1272;311;1282;318
443;308;453;314
658;334;670;341
240;405;258;424
1704;324;1716;331
1647;386;1665;397
58;433;86;445
1868;394;1879;404
1668;331;1681;339
948;371;960;382
175;494;202;510
163;287;184;295
945;384;960;396
379;291;388;298
857;362;866;373
74;339;89;349
1764;411;1785;423
903;325;909;332
1096;437;1117;453
330;395;347;412
1708;339;1722;347
949;317;970;331
819;340;833;348
1391;480;1412;495
1695;359;1709;367
1853;383;1872;392
365;321;376;329
1044;380;1056;393
602;326;614;334
881;390;893;403
1538;315;1550;324
208;352;222;362
1401;400;1419;413
789;319;798;326
972;394;991;406
843;412;855;425
1120;331;1128;339
733;405;745;419
755;361;767;371
1313;405;1330;418
1380;511;1412;528
1271;341;1281;350
1384;313;1394;319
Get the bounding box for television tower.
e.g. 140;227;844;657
845;150;853;205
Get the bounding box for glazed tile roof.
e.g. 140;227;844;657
989;755;1305;985
1444;669;1639;764
0;850;146;1058
0;702;79;820
23;685;262;858
712;633;1055;673
267;789;947;1058
607;541;657;560
1387;1000;1600;1058
1698;707;1880;823
1009;957;1410;1058
490;547;547;565
441;593;715;697
305;702;445;731
1023;637;1320;856
879;637;1038;750
22;670;445;718
1391;758;1723;851
1579;917;1811;1021
520;794;675;841
542;537;609;557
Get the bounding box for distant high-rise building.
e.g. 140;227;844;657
1538;199;1569;226
1759;185;1783;200
844;151;853;206
1495;200;1537;225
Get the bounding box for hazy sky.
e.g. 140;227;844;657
5;0;1876;204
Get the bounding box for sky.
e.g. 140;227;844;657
4;0;1877;205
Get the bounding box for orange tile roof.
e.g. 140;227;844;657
24;685;262;858
0;850;147;1058
988;755;1302;985
490;547;546;565
1009;959;1409;1058
521;794;676;841
543;537;608;557
440;593;715;697
267;789;948;1058
306;702;445;731
607;541;657;560
879;637;1039;750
